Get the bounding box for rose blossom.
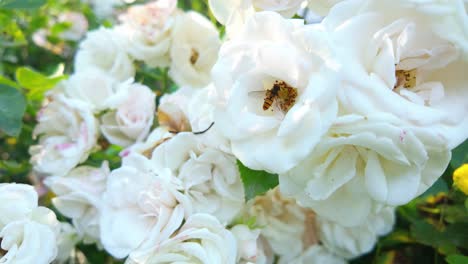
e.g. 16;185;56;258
325;0;468;148
45;162;109;243
127;214;237;264
213;12;339;173
100;83;156;147
61;70;126;113
30;94;99;177
169;11;221;87
0;184;59;264
116;0;178;67
280;114;450;226
100;153;188;258
151;132;245;223
75;27;135;81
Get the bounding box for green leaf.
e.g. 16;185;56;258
451;139;468;169
0;75;19;88
446;254;468;264
0;84;26;136
0;0;46;9
15;67;66;100
237;160;279;201
411;220;468;250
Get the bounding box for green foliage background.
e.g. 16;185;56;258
0;0;467;263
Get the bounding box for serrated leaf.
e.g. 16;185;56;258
0;84;26;136
15;67;66;100
0;0;46;9
237;160;279;201
446;254;468;264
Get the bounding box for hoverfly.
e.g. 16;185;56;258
252;80;298;113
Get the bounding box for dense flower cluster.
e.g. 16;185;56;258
1;0;466;263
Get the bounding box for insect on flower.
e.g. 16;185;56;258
253;80;298;113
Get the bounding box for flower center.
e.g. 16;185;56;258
262;80;298;113
394;69;417;89
190;49;199;65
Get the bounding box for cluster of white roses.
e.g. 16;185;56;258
2;0;468;263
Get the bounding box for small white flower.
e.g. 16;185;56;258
280;114;450;226
213;12;339;173
169;11;221;87
100;83;156;147
100;153;187;258
117;0;178;67
61;70;125;113
30;95;99;177
151;132;245;223
317;207;395;259
326;0;468;148
75;27;135;81
45;162;109;243
0;184;59;264
127;214;238;264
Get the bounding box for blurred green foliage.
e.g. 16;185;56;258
0;0;467;263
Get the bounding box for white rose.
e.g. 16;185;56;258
100;83;156;147
286;245;346;264
100;153;187;258
280;114;450;226
317;207;395;259
45;162;109;243
116;0;178;67
208;0;305;25
151;132;245;223
75;27;135;81
157;86;196;133
61;70;127;112
30;95;99;177
127;214;237;264
169;11;221;88
325;0;468;148
243;189;318;262
0;184;59;264
187;84;231;153
213;12;339;173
